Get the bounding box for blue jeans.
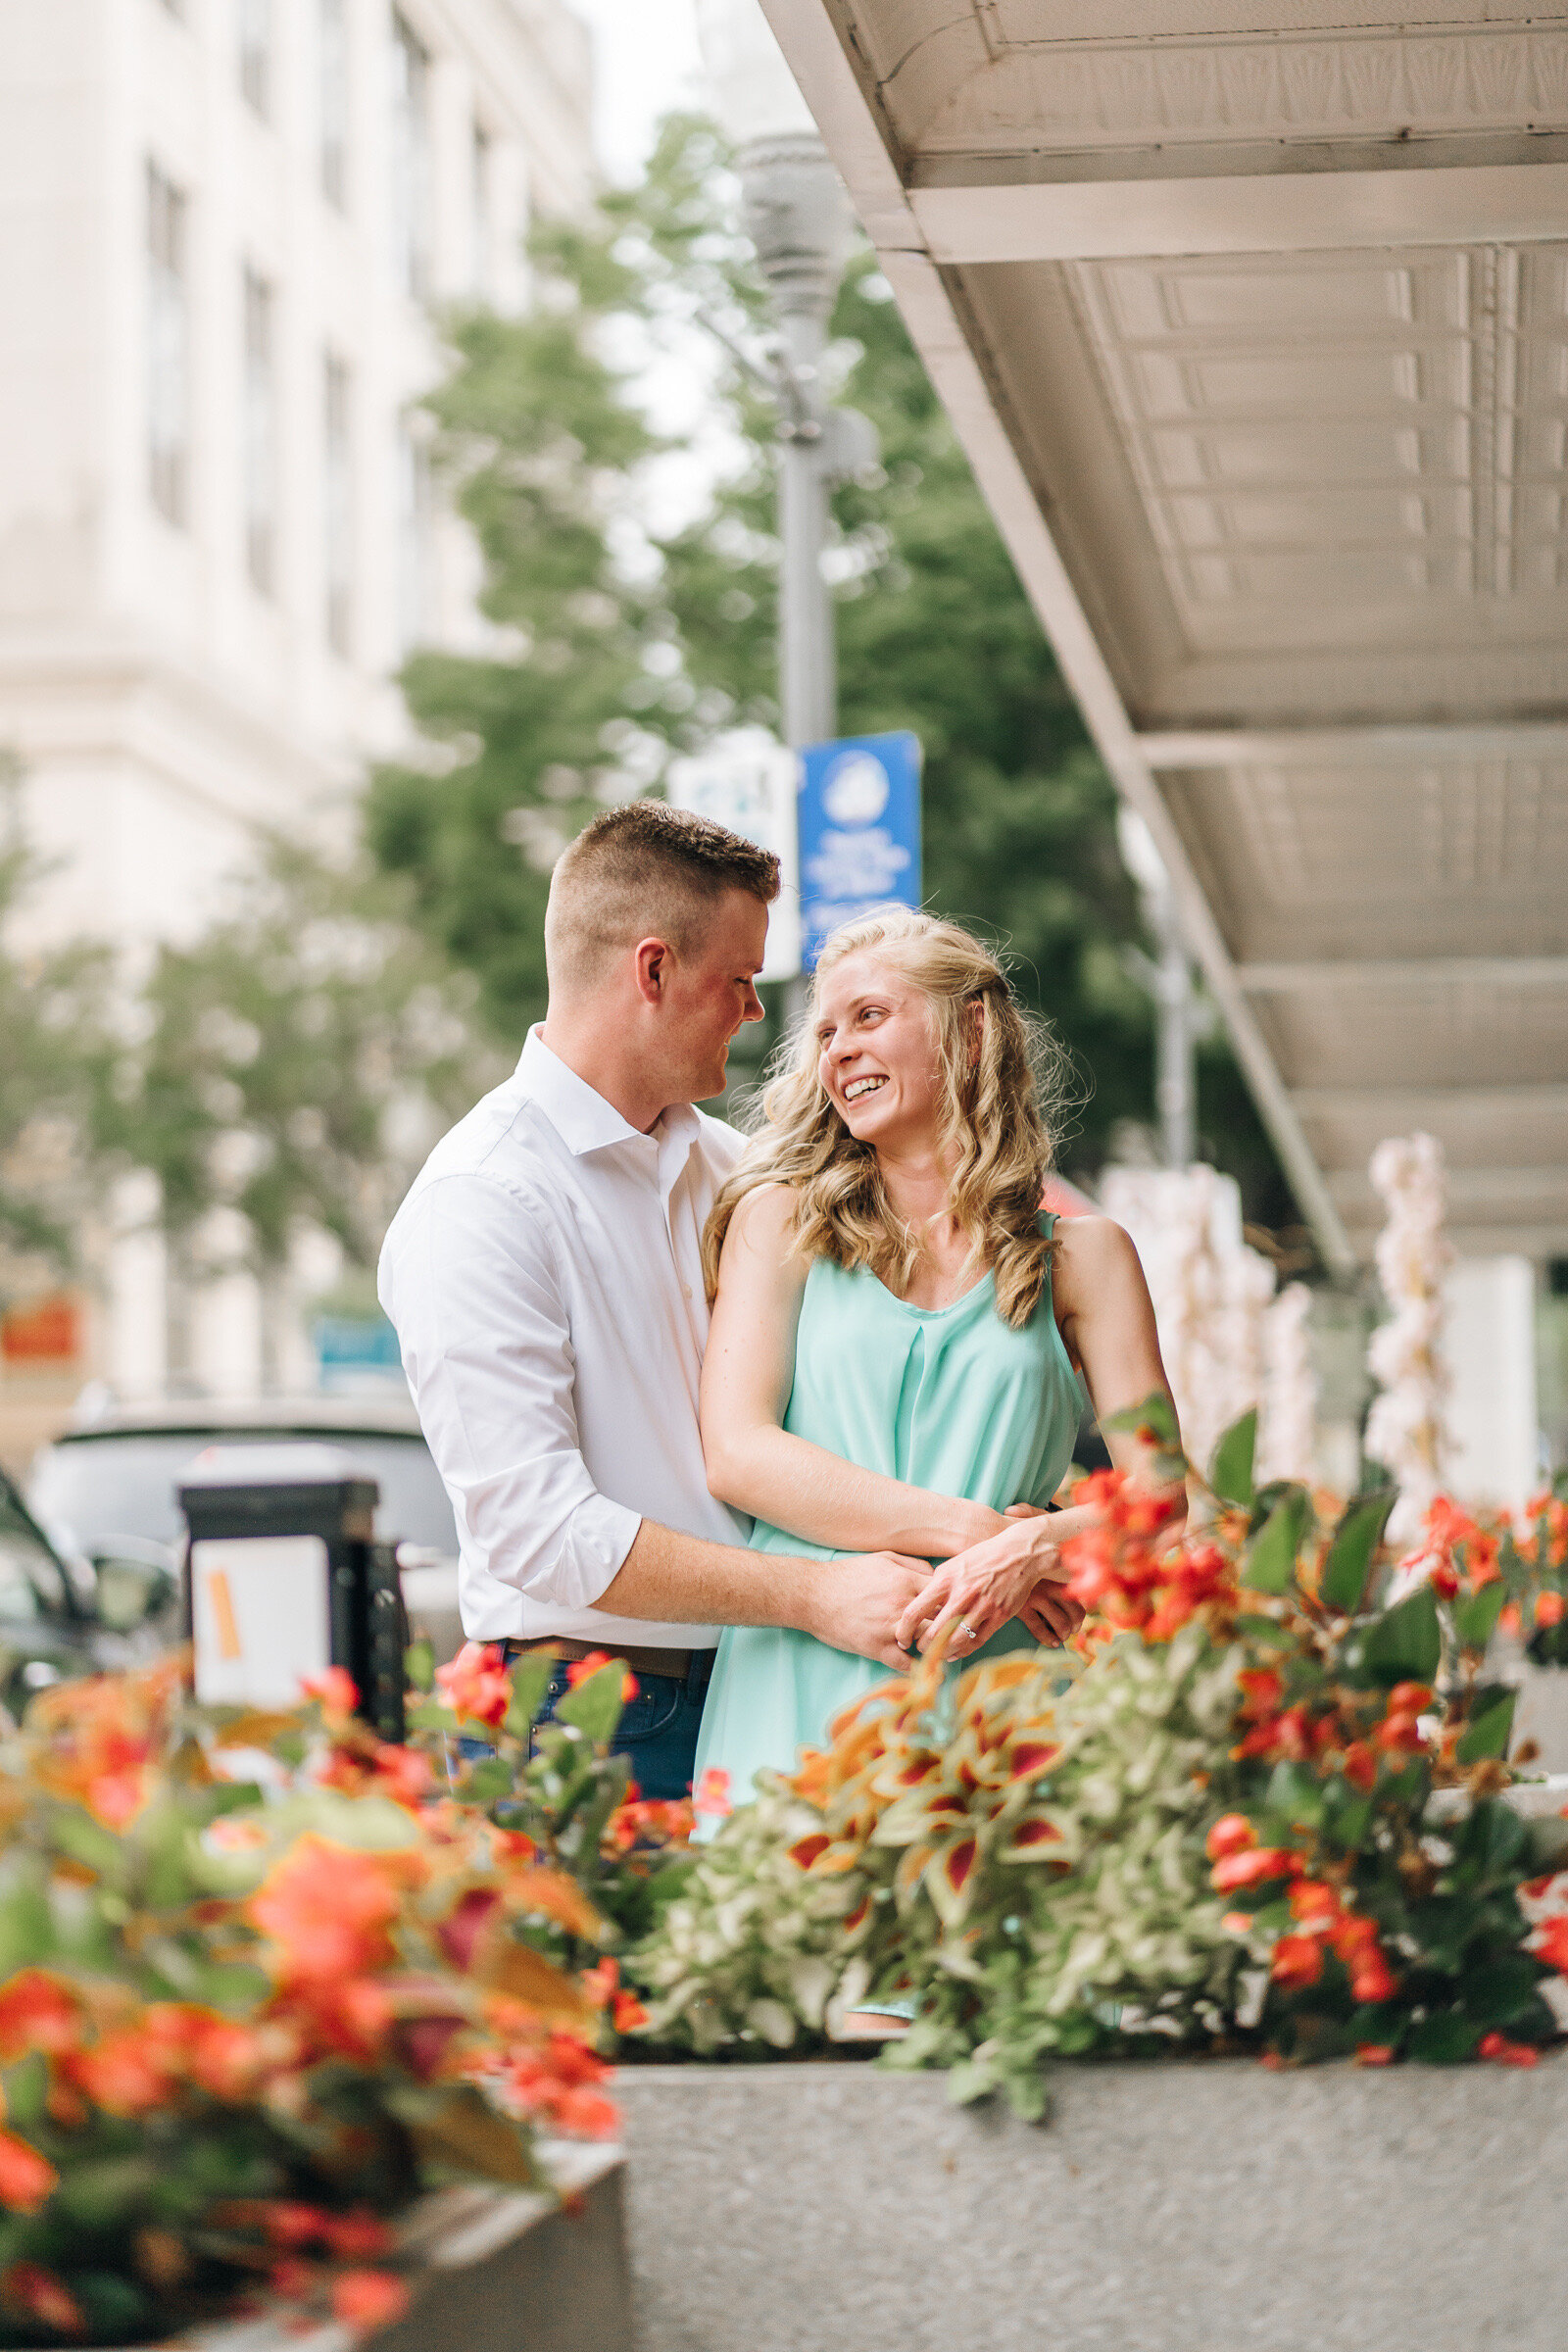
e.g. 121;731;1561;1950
529;1653;713;1802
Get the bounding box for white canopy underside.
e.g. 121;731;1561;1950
761;1;1568;1272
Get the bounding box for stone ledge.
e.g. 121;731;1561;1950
615;2054;1568;2352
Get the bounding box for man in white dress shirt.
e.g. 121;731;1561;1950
378;802;927;1796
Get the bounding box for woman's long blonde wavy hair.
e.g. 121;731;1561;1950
704;908;1070;1330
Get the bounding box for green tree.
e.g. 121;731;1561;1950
371;118;1289;1212
103;839;501;1379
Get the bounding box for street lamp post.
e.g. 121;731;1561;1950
1118;807;1200;1171
696;0;858;753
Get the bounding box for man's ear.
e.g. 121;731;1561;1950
633;937;670;1006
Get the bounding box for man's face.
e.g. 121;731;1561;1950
660;890;768;1103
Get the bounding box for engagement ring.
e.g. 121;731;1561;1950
957;1620;975;1642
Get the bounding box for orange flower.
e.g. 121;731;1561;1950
1288;1880;1340;1929
693;1767;731;1820
1355;2043;1395;2066
0;2129;57;2214
331;2270;411;2334
1536;1592;1566;1629
64;2030;172;2116
564;1650;639;1703
248;1838;404;1984
1269;1934;1324;1988
0;1971;79;2063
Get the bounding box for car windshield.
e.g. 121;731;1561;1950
30;1430;458;1556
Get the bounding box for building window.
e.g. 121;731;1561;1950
320;0;348;209
243;268;276;594
397;422;431;651
390;14;430;299
239;0;270;118
471;122;491;296
147;164;189;527
324;355;353;656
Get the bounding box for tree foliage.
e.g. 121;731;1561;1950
373;119;1283;1200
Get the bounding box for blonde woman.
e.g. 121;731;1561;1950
692;907;1180;1809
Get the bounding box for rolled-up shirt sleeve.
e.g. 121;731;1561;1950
381;1172;642;1611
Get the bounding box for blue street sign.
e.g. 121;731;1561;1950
797;730;922;970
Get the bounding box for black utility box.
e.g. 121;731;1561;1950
179;1442;405;1740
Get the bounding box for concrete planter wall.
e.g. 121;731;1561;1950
615;2057;1568;2352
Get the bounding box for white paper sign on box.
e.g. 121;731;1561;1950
191;1534;332;1709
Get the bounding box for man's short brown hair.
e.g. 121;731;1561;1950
544;799;780;997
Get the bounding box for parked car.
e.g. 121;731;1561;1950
29;1395;464;1664
0;1463;174;1718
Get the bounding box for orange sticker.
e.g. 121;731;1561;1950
207;1570;242;1661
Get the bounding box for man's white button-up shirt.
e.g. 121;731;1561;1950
378;1029;748;1650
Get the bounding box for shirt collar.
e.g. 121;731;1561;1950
517;1029;702;1165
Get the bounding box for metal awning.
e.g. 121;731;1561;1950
760;1;1568;1273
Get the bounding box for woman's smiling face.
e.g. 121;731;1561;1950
813;951;946;1152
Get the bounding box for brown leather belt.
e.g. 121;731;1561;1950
505;1636;713;1683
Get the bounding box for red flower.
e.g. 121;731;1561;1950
1355;2044;1395;2066
320;2214;395;2261
1375;1711;1425;1755
1204;1814;1255;1862
1288;1880;1340;1928
1211;1846;1301;1892
1270;1934;1325;1989
612;1987;650;2034
0;1971;78;2064
301;1667;359;1719
331;2270;412;2335
564;1650;638;1702
1341;1741;1377;1791
1479;2031;1539;2067
788;1834;831;1871
1531;1916;1568;1976
1348;1954;1397;2006
1536;1592;1566;1629
266;2204;331;2249
2;2264;85;2339
0;2130;57;2214
1386;1683;1433;1715
693;1767;731;1819
64;2029;172;2116
434;1642;514;1730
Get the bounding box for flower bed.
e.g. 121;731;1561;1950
0;1643;676;2346
628;1409;1568;2108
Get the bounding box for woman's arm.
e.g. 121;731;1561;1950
701;1184;1008;1559
897;1215;1187;1655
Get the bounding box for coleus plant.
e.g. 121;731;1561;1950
630;1399;1568;2113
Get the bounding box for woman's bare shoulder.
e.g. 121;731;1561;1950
722;1181;803;1260
1051;1212;1144;1300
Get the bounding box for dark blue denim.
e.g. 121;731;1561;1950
527;1652;713;1802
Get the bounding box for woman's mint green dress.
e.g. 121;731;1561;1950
693;1214;1083;1811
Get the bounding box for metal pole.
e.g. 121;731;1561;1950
776;309;835;751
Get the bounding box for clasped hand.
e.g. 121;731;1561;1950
894;1503;1084;1658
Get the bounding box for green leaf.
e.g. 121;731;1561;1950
1360;1584;1442;1688
1;2052;46;2128
1235;1614;1295;1645
47;1804;126;1885
1457;1955;1544;2030
404;1637;435;1692
1208;1410;1256;1508
460;1758;514;1805
554;1657;628;1745
408;1696;456;1733
1453;1580;1507;1652
1243;1488;1310;1595
1403;2010;1479;2065
1320;1490;1395;1614
1263;1760;1324;1830
1102;1391;1180;1449
1455;1690;1516;1764
504;1648;557;1738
